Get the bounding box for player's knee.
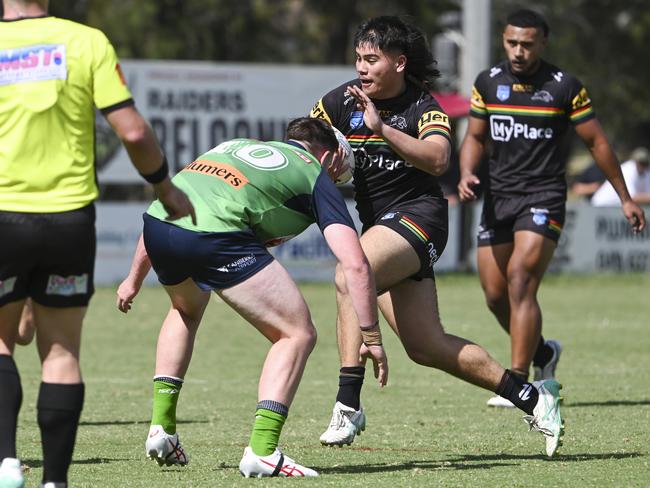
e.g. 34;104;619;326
484;289;508;314
506;268;536;301
297;321;317;352
404;342;439;367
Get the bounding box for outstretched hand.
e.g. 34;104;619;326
346;85;383;134
360;342;388;387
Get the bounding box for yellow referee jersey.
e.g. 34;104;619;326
0;16;132;212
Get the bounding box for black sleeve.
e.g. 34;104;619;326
311;171;356;232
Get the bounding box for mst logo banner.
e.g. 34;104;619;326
490;115;553;142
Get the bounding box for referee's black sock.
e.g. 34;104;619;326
532;335;553;367
37;382;84;484
0;355;22;459
335;367;365;410
495;370;539;415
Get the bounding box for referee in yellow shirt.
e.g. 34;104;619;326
0;1;195;487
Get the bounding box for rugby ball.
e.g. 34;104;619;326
331;126;354;185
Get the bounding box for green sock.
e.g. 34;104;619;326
249;408;286;456
150;377;182;434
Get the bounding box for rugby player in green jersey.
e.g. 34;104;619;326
117;117;387;478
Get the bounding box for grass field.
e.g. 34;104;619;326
12;273;650;487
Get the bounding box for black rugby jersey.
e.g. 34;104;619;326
470;60;595;196
310;79;452;226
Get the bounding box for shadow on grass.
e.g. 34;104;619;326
22;457;131;469
447;452;643;462
566;400;650;408
212;451;643;475
79;419;208;426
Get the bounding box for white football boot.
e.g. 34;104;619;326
145;425;189;466
523;379;565;457
239;447;317;478
0;458;24;488
319;401;366;446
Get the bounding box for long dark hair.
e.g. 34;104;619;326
354;15;440;90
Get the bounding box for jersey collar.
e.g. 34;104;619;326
286;140;307;151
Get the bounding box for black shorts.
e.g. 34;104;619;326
369;197;448;280
478;192;565;246
143;214;275;290
0;205;96;307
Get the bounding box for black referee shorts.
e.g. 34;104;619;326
0;204;96;307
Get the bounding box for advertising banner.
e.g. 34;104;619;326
96;60;354;182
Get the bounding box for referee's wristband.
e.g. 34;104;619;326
140;156;169;184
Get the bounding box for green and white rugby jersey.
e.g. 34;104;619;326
147;139;354;245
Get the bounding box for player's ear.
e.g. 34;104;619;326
318;149;333;169
396;53;407;73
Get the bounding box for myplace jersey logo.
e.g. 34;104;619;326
490;115;554;142
0;44;67;86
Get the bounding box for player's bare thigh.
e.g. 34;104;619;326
360;225;445;348
217;260;313;342
378;278;444;355
359;225;420;292
477;242;513;300
508;231;556;287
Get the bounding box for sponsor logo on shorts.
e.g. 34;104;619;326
183;159;248;188
217;254;257;273
0;276;17;298
426;242;439;269
0;43;67;86
477;225;494;241
496;84;510;101
380;212;396;220
490;115;554;142
350;111;364;128
46;274;88;296
531;207;549;226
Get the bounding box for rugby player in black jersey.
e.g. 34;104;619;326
312;15;566;458
458;9;645;408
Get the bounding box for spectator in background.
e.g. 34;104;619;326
570;161;605;201
591;147;650;206
0;1;194;487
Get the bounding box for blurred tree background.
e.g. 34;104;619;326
6;0;647;149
